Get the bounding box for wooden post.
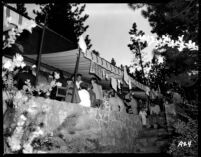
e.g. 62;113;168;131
71;48;81;103
35;13;48;86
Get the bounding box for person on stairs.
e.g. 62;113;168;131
139;107;147;128
87;84;96;108
91;77;103;108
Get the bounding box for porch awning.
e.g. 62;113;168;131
24;50;112;88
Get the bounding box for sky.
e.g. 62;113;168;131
9;3;156;72
83;4;156;68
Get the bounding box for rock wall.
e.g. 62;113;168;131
19;97;142;153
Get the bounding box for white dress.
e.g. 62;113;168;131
76;80;82;89
78;89;91;107
139;111;147;125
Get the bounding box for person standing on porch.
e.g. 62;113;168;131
56;70;67;101
87;84;96;108
109;90;125;112
91;77;103;108
139;108;147;127
78;82;91;107
65;75;80;103
75;74;83;90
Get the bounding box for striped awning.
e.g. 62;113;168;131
24;50;111;87
25;49;88;76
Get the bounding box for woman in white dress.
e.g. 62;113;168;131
139;108;147;127
78;82;91;107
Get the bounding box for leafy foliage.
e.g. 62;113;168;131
132;68;145;84
128;2;198;156
16;3;28;16
128;1;198;90
2;53;63;154
148;56;167;91
128;22;147;57
3;27;21;50
168;118;198;156
129;0;198;43
33;3;89;44
153;44;198;89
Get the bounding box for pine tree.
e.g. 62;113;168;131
128;1;198;88
128;0;198;43
33;3;89;45
128;22;148;84
129;4;198;155
16;3;28;16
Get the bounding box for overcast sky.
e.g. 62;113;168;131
10;3;156;71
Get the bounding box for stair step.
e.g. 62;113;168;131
134;126;171;154
142;128;167;133
136;138;149;147
136;146;161;153
147;137;158;143
139;128;168;136
155;140;169;147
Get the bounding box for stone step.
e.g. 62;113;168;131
142;127;167;132
134;138;170;154
136;138;149;147
136;145;161;153
136;138;169;148
157;134;170;140
147;137;158;143
138;130;168;138
136;137;169;147
140;129;167;135
134;127;170;154
136;138;167;147
155;140;169;147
